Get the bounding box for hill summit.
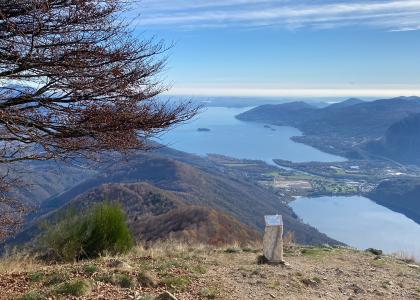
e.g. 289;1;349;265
1;243;419;299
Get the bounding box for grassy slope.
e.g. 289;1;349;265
1;243;419;300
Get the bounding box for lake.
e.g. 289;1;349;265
158;106;345;164
291;196;420;259
160;105;420;259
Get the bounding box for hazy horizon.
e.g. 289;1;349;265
131;0;420;98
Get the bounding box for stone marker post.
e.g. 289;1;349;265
263;215;284;264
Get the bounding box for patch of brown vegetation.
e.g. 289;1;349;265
56;182;262;247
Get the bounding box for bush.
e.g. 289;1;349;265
44;272;69;286
18;291;45;300
115;273;135;288
200;287;219;299
82;264;99;276
28;272;45;282
37;203;134;261
54;279;91;296
161;274;190;291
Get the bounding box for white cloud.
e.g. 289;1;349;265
132;0;420;31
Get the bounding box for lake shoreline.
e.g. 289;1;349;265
290;195;420;260
160;106;346;165
161;106;420;258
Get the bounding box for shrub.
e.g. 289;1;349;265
94;272;135;288
54;279;91;297
18;291;45;300
28;272;45;282
94;272;115;284
37;209;85;262
83;264;99;276
200;287;219;299
37;203;134;261
81;203;134;258
161;274;190;291
44;272;69;286
115;273;135;288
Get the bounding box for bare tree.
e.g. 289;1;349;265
0;0;197;240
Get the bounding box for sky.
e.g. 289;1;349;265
129;0;420;98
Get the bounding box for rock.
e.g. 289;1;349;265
407;264;420;269
348;283;364;294
301;278;319;287
373;289;385;296
335;268;345;275
365;248;383;256
155;291;178;300
263;219;284;263
257;255;269;265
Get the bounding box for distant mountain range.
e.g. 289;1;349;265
237;96;420;164
7;146;340;248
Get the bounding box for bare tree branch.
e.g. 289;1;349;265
0;0;198;240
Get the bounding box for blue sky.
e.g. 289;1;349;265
129;0;420;97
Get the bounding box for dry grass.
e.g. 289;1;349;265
1;242;420;300
283;231;296;249
0;241;219;275
392;250;419;264
0;250;44;274
127;240;260;261
0;243;256;278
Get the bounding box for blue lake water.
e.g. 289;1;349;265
291;196;420;259
158;107;345;164
159;106;420;259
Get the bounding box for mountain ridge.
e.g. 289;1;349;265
8;149;340;247
367;178;420;225
236;96;420;163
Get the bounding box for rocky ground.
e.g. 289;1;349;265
1;243;419;300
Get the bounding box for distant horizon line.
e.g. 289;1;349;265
165;87;420;98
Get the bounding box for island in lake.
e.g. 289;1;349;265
197;127;211;132
264;124;276;131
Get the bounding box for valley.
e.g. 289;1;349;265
4;100;420;260
161;103;420;258
7;146;340;251
3;3;420;299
